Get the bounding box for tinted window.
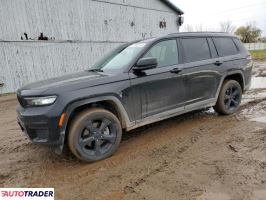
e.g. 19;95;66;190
182;38;211;62
233;38;248;54
213;37;239;57
143;40;179;67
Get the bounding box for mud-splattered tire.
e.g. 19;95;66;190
214;80;242;115
68;108;122;162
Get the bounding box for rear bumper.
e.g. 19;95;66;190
243;60;253;92
16;104;63;145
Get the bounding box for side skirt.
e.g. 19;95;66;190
126;98;216;131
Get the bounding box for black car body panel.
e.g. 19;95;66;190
16;32;253;152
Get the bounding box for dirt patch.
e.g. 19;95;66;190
0;63;266;200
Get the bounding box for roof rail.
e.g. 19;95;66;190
168;32;228;35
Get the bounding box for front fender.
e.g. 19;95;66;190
55;95;132;154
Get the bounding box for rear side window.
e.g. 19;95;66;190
213;37;239;57
181;38;211;63
143;40;179;67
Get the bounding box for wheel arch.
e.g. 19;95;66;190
62;96;131;132
224;72;245;91
215;71;245;101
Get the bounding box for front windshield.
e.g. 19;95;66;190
90;42;147;72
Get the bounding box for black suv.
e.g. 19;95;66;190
17;32;253;162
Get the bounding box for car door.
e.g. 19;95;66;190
180;37;222;107
212;37;242;72
129;39;186;120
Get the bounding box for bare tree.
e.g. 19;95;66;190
220;21;235;33
182;24;194;32
182;24;215;32
195;24;205;32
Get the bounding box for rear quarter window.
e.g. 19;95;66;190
233;38;249;54
213;37;239;57
181;38;211;63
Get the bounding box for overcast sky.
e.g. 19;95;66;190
170;0;266;35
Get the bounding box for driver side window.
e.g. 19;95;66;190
143;40;179;68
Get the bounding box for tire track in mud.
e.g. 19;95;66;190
122;131;205;196
119;121;234;199
119;116;266;200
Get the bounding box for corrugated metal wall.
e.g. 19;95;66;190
0;0;180;94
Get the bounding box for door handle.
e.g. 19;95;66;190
214;61;223;66
170;68;182;74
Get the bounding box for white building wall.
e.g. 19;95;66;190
0;0;181;94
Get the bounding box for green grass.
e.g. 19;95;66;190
250;50;266;61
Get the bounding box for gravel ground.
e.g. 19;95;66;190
0;62;266;200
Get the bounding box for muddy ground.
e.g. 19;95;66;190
1;62;266;200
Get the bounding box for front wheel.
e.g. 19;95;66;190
68;108;122;162
214;80;242;115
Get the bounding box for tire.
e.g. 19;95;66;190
214;80;242;115
68;108;122;162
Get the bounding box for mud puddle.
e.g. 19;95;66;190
240;97;266;123
251;77;266;89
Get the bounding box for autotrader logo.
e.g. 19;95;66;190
0;188;54;200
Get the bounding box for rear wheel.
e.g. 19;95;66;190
68;108;122;162
214;80;242;115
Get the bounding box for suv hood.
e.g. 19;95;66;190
18;71;111;95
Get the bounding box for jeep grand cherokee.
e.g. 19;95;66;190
17;32;253;162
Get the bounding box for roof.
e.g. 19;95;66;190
161;0;184;15
135;32;237;44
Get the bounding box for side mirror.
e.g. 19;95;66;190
133;57;157;71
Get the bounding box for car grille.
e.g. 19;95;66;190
17;94;27;107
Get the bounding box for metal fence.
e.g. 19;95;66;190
244;43;266;50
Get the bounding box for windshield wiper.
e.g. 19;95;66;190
88;69;104;72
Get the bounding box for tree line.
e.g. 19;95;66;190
182;21;266;43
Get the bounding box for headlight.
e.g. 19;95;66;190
24;96;57;106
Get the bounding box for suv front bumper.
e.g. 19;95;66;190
16;104;63;145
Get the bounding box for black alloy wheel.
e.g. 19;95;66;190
214;80;242;115
68;108;122;162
